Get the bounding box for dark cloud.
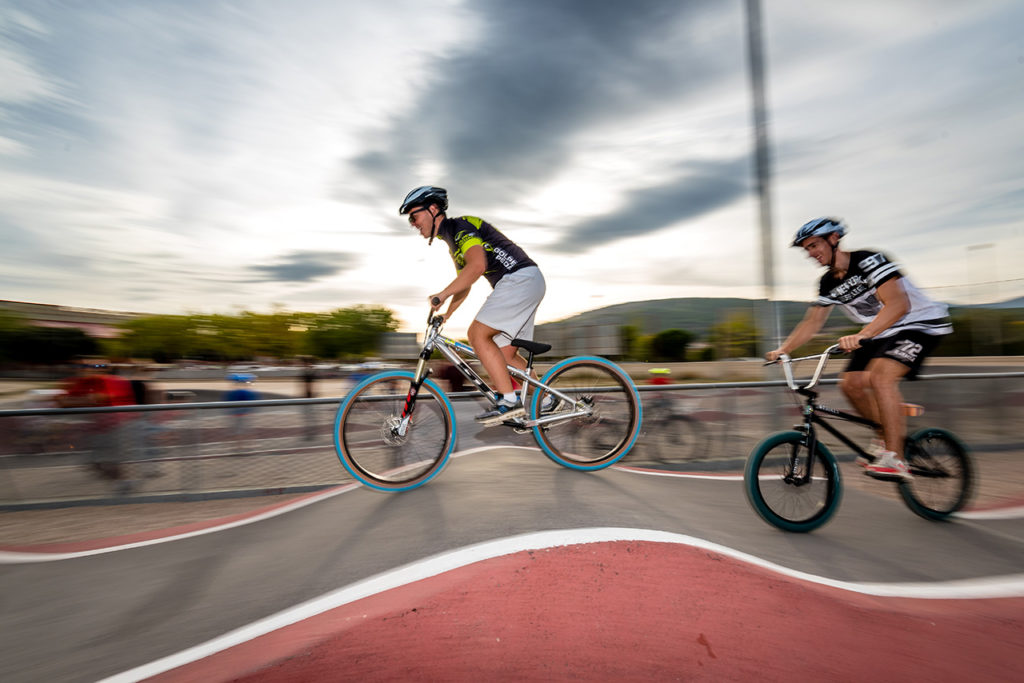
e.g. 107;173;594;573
550;155;750;252
349;0;740;213
248;251;357;283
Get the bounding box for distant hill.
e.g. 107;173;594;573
971;296;1024;310
538;297;813;338
538;296;1024;340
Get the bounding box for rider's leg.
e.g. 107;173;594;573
866;357;911;458
840;370;881;425
468;320;515;395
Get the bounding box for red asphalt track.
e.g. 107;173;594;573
7;486;1023;681
144;540;1023;682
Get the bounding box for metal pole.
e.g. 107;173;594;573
745;0;781;353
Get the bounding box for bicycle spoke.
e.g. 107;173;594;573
899;429;971;519
335;374;453;490
533;359;641;469
745;432;840;532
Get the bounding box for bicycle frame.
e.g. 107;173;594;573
775;344;881;481
399;315;593;433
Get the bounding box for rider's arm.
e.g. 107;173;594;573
766;304;831;361
430;244;486;316
444;289;471;320
838;277;909;351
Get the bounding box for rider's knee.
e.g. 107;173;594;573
840;372;869;397
867;369;901;394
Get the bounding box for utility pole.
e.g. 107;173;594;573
745;0;781;354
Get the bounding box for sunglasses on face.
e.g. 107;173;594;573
407;207;429;224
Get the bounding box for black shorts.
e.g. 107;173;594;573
845;330;944;380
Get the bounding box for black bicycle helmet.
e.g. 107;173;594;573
792;217;846;246
399;186;448;215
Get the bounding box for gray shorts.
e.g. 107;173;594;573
475;266;546;348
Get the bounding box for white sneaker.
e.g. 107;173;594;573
540;393;561;413
857;438;886;468
865;450;913;481
475;397;525;425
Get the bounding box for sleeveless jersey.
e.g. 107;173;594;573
815;250;952;337
436;216;537;288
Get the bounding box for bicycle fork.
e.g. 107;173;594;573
395;354;434;438
788;409;817;486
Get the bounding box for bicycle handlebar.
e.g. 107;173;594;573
773;343;845;391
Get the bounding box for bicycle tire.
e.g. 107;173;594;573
531;356;642;470
333;371;455;492
650;414;705;463
898;427;972;520
744;431;842;532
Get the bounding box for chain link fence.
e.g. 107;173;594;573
1;372;1021;509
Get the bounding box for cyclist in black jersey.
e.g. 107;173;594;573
766;217;953;481
400;186;546;424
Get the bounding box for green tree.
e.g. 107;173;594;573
707;311;760;359
620;325;640;360
2;325;98;364
307;305;399;359
648;329;694;361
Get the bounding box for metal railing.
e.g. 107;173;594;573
1;372;1021;509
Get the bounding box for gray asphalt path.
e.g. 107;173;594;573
2;445;1023;682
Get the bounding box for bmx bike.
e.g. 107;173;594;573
333;304;643;491
744;344;972;532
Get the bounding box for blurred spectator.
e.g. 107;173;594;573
13;389;65;453
648;368;672;386
301;361;316;442
127;365;163;478
439;362;466;392
302;362;317;399
223;373;260;442
58;361;135;492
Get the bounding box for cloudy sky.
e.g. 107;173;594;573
1;0;1022;336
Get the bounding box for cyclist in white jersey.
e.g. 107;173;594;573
400;186;546;424
766;217;953;481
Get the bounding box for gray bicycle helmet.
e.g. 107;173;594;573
399;186;448;215
792;217;846;246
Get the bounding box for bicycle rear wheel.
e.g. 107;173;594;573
333;371;455;492
744;431;841;532
898;428;972;520
531;357;642;470
650;415;704;463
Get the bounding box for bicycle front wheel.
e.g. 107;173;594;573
899;428;972;520
744;431;841;532
531;357;642;470
333;371;455;492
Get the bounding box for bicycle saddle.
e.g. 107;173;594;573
511;339;551;355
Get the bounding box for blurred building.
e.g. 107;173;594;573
536;317;622;358
0;300;140;339
380;332;421;360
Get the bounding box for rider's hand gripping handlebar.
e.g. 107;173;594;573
427;297;444;327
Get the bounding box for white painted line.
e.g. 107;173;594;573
957;505;1024;520
0;445;531;563
97;526;1024;683
613;465;743;480
0;483;360;564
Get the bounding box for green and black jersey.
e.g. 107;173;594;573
436;216;537;288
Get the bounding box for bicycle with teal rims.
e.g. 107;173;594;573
744;344;972;532
333;303;643;492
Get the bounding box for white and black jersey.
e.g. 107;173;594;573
815;250;952;338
